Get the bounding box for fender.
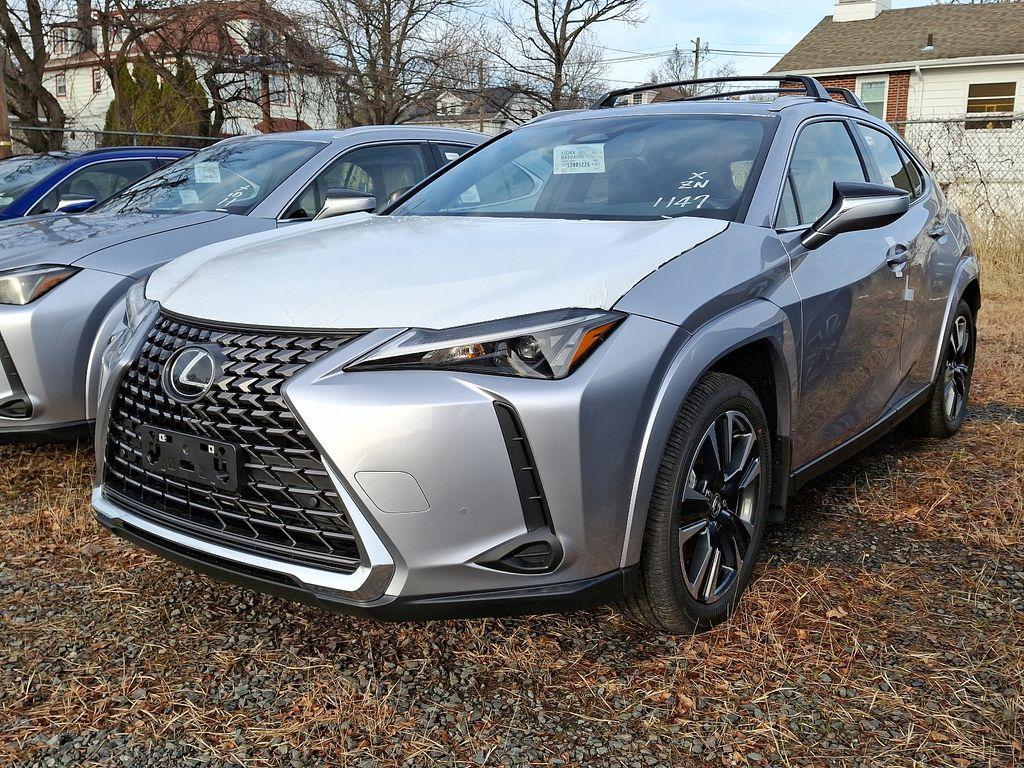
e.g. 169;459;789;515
619;298;797;568
930;253;980;383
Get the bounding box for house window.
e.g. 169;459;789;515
857;78;887;120
631;93;644;105
55;73;67;97
92;68;103;93
268;74;290;106
52;28;68;56
966;82;1016;130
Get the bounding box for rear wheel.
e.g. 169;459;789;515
913;299;975;438
622;372;771;634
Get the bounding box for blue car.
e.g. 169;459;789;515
0;146;193;219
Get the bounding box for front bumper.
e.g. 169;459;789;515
95;488;637;619
93;310;679;617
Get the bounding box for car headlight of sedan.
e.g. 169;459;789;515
349;309;625;380
123;275;155;331
0;265;80;305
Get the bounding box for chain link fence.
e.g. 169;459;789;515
896;115;1024;224
13;125;222;152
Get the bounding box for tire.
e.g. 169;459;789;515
912;299;976;439
621;372;772;634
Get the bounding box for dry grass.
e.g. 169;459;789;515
0;256;1021;766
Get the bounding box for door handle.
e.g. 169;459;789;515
886;244;909;277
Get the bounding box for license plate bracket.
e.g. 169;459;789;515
141;425;242;492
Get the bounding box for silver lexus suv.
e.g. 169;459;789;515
93;77;979;633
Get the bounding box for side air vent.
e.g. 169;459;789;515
493;402;553;532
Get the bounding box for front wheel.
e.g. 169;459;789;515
622;372;771;634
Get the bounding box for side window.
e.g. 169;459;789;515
896;144;925;199
283;143;429;220
856;124;916;198
435;143;473;164
780;121;867;228
32;160;154;214
779;174;800;228
152;157;180;172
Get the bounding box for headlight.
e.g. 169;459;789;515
0;265;79;305
348;309;624;380
124;276;153;331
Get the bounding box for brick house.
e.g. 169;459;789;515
770;0;1024;125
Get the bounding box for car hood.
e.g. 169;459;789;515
0;211;226;272
149;214;729;329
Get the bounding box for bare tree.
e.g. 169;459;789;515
0;0;75;150
491;0;645;111
311;0;481;126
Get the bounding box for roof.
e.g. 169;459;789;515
770;2;1024;73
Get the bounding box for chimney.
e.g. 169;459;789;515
833;0;892;23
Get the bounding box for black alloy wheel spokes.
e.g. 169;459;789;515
944;315;971;422
678;411;761;605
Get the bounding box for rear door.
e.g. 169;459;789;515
776;119;907;467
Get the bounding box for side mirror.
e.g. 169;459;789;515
56;194;97;214
314;188;376;220
801;182;910;250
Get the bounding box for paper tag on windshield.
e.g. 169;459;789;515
179;189;200;205
194;162;221;184
553;144;605;175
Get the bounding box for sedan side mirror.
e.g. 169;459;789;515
56;194;97;214
314;188;377;220
801;182;910;250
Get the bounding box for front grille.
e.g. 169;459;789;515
104;313;364;573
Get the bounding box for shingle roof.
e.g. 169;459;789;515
770;2;1024;73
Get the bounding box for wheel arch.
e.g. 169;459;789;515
619;299;798;568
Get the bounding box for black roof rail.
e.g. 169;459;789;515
824;87;870;113
590;75;832;109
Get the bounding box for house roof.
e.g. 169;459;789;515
770;2;1024;74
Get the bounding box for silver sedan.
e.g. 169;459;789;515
0;126;484;437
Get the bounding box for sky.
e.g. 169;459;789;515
594;0;924;86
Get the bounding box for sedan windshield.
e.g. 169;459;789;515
395;115;772;221
0;155;71;212
94;139;322;216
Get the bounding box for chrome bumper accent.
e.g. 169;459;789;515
93;474;396;602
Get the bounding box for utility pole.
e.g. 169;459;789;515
0;52;12;159
477;60;485;134
691;37;702;81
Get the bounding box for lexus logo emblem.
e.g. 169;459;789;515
164;346;219;402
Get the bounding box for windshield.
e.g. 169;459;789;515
396;115;772;221
0;155;71;212
94;139;323;216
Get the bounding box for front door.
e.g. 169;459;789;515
777;119;907;468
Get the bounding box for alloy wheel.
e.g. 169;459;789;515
678;410;761;605
943;315;971;422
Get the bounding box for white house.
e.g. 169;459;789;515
770;0;1024;123
43;2;341;148
410;88;544;136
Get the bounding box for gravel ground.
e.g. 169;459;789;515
1;295;1021;768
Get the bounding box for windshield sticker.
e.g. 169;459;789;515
178;189;201;205
553;144;606;175
652;194;711;211
678;172;710;190
194;162;221;184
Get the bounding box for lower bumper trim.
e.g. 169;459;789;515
97;508;637;621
